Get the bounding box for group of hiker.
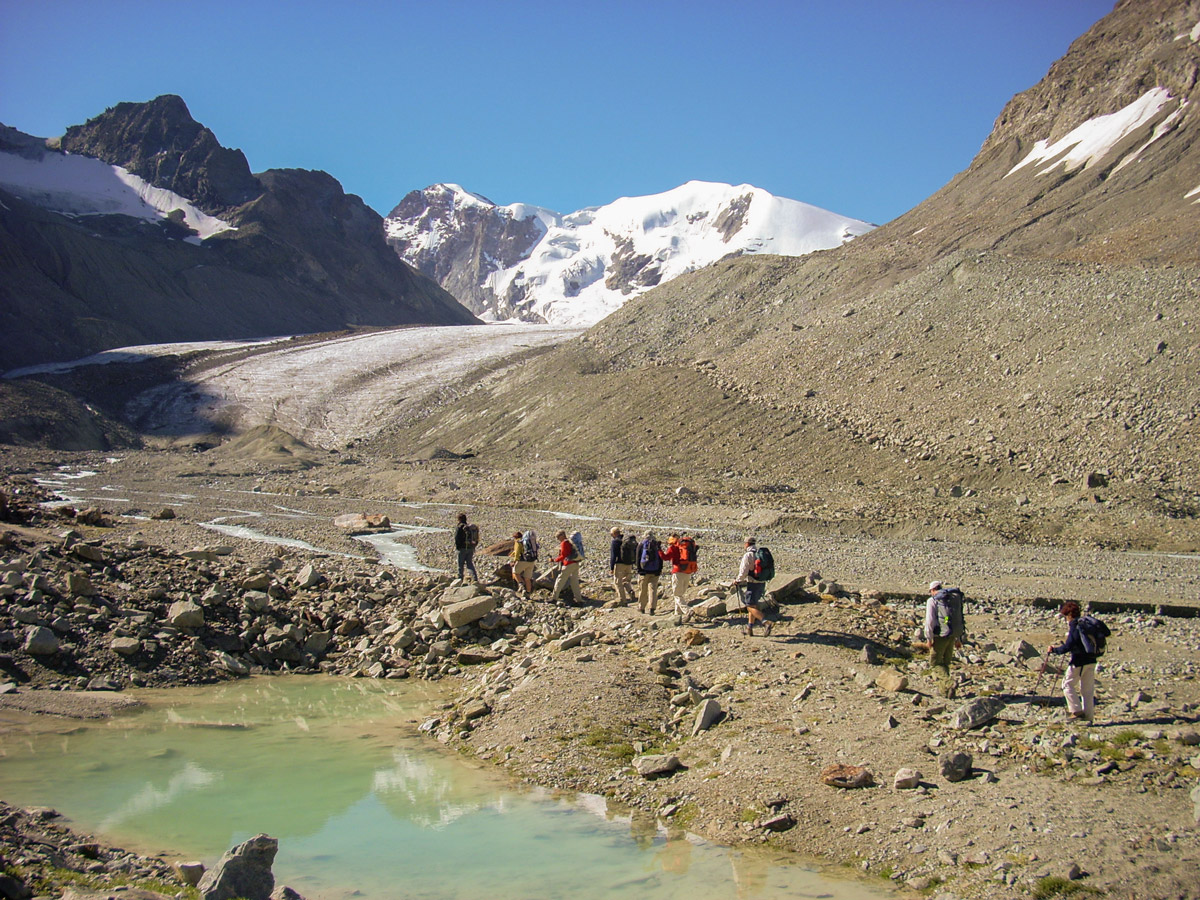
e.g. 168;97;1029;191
921;580;1110;719
452;516;767;628
458;513;1110;720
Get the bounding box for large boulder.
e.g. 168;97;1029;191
634;754;682;778
440;592;497;628
766;573;813;605
939;750;974;782
692;698;723;735
950;697;1006;730
168;600;205;629
198;833;278;900
23;626;59;656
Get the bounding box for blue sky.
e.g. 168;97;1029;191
0;0;1114;224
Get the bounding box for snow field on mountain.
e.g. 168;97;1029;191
1006;86;1179;178
391;181;875;327
0;143;234;241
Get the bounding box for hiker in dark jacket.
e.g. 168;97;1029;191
453;513;478;583
1048;600;1098;722
636;531;663;614
609;526;634;605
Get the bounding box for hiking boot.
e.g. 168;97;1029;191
763;621;773;636
744;624;753;636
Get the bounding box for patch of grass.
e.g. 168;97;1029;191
582;724;655;762
40;868;197;900
671;801;699;830
738;806;764;824
1111;729;1142;747
1152;739;1172;755
1032;876;1100;899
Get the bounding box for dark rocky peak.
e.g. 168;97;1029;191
60;94;262;213
251;168;386;246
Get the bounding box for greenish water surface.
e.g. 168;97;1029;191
0;676;890;900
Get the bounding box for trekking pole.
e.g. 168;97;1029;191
1031;654;1049;704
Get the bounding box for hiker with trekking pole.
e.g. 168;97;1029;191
1047;600;1110;722
732;536;774;636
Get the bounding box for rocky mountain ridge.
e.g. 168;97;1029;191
385;181;874;325
0;95;477;373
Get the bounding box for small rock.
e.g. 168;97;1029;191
939;750;973;783
893;767;922;790
875;670;908;692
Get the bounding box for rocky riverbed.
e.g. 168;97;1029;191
1;448;1199;900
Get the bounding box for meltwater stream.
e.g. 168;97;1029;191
0;677;891;900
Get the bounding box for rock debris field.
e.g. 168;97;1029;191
0;450;1198;900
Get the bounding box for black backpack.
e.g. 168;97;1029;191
752;546;775;582
1077;614;1111;656
620;534;638;566
932;588;966;638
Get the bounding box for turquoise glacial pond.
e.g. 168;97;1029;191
0;677;891;900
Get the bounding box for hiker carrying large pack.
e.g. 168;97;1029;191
609;526;635;605
636;533;663;615
924;580;965;696
453;513;479;583
550;529;583;605
1048;600;1109;722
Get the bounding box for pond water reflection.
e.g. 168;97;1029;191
0;677;890;900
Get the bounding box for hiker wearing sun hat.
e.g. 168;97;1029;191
924;580;966;697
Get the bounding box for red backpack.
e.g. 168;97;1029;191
678;536;698;574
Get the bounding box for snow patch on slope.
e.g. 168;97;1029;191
0;136;234;241
1006;87;1176;177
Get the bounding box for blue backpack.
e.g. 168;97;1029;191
638;539;663;575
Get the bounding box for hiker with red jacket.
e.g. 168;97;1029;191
660;533;698;624
550;529;582;605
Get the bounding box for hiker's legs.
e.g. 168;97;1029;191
463;550;478;582
1079;664;1096;719
550;565;569;601
1064;664;1096;718
745;582;766;626
457;550;470;581
514;560;535;593
638;574;659;612
672;571;692;616
929;636;954;676
613;563;634;603
1062;665;1084;715
566;564;581;602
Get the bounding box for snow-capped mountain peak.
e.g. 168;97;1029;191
385;181;874;326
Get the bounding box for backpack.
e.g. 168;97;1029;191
521;530;539;562
620;534;638;566
569;530;586;562
465;523;479;548
678;536;698;574
752;546;775;582
931;588;965;639
638;539;663;575
1077;614;1111;656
